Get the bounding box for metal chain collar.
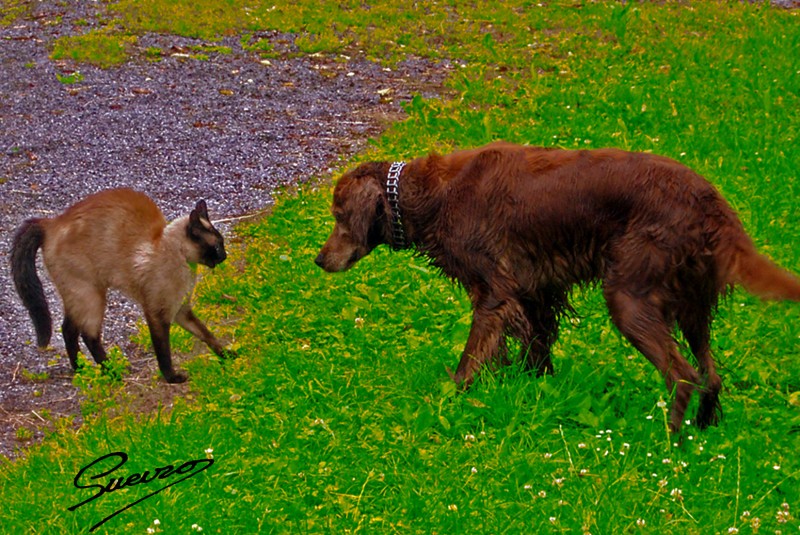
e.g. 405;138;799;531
386;161;408;250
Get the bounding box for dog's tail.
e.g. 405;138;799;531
10;218;52;347
728;242;800;301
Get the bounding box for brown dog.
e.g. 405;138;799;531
315;142;800;432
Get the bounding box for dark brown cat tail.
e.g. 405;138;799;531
10;218;52;347
729;244;800;302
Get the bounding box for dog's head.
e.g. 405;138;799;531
315;162;391;272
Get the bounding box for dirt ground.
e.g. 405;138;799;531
0;1;448;459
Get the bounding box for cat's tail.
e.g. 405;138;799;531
10;218;52;348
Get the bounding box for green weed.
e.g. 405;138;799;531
20;368;49;383
55;71;84;85
0;0;28;27
51;31;136;68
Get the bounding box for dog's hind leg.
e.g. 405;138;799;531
678;305;722;429
603;287;701;433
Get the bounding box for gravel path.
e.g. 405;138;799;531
0;2;447;458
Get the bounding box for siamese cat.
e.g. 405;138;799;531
10;188;232;383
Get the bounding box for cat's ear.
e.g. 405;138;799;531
190;200;210;225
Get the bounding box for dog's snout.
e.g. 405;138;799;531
314;252;325;268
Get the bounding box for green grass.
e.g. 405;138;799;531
0;0;28;27
51;31;137;68
3;1;800;533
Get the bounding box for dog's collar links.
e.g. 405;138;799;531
386;161;409;250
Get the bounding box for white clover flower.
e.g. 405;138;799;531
636;518;646;527
773;464;781;471
577;443;586;449
544;452;553;459
549;517;557;524
464;434;476;442
448;504;458;512
470;466;478;474
538;490;547;498
524;484;532;490
153;520;160;526
657;400;667;408
727;528;739;534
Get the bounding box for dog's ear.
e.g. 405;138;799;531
350;176;387;243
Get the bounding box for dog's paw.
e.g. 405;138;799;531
164;370;189;384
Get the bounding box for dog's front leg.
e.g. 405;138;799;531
452;301;513;388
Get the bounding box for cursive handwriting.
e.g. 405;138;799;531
69;451;214;531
